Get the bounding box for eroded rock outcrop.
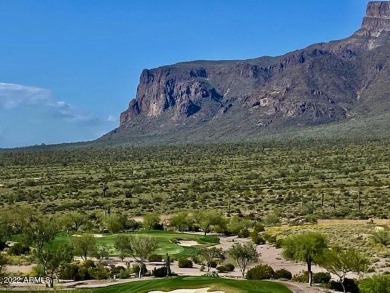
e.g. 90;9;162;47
108;2;390;143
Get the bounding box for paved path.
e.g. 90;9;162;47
275;281;333;293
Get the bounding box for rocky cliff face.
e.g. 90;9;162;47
361;1;390;35
107;1;390;144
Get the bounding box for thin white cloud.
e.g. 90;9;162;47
0;82;101;124
0;82;118;147
0;83;51;109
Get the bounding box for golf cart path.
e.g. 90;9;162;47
276;281;330;293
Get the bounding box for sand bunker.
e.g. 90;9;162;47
72;234;104;238
149;288;225;293
176;240;199;247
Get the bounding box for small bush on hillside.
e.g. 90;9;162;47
238;229;250;238
262;233;277;244
275;238;284;248
274;269;292;280
251;232;266;245
7;243;30;255
253;223;265;233
178;258;193;268
246;264;275;280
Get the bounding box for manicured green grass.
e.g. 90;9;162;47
54;230;219;258
0;277;291;293
92;277;292;293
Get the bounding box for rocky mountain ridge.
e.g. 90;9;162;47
103;1;390;144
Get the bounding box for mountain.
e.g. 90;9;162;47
101;1;390;145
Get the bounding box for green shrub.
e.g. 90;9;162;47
110;266;130;279
152;267;167;278
148;254;163;262
313;272;331;284
216;265;227;273
251;232;266;245
274;269;292;280
238;229;250;238
118;269;130;279
210;260;218;268
88;264;110;280
262;233;277;244
275;238;284;248
330;278;359;293
59;262;91;281
224;263;235;272
178;258;193;268
253;223;265;233
7;243;30;256
359;275;390;293
292;271;308;283
0;241;6;251
246;264;275;280
132;263;147;276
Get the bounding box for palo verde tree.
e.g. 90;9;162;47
21;215;73;288
282;232;327;286
61;211;88;232
114;234;131;261
34;243;74;288
197;247;224;272
169;211;193;231
127;235;158;278
143;212;161;230
23;215;60;253
195;210;226;235
71;234;98;261
228;241;259;278
318;247;370;293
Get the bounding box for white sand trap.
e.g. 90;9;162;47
177;240;199;247
72;234;104;238
149;288;225;293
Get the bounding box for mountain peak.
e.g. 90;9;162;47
366;1;390;18
104;2;390;145
360;1;390;36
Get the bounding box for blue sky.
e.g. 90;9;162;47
0;0;371;148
